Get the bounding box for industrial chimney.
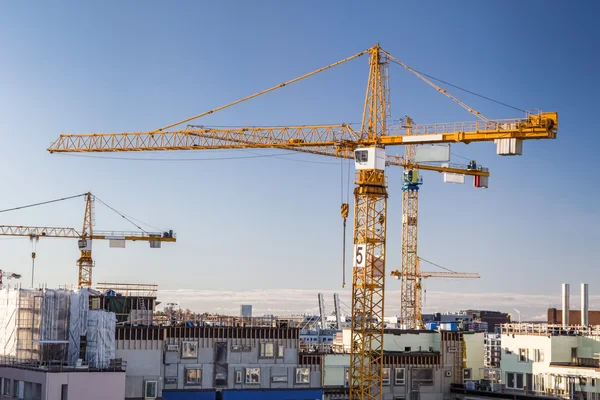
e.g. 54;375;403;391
582;283;589;326
562;283;570;326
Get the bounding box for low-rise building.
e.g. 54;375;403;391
322;329;471;400
0;358;126;400
116;325;322;400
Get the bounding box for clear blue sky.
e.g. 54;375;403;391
0;1;597;314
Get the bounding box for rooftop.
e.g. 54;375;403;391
500;323;600;336
0;356;126;373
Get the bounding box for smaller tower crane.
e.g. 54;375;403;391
0;192;176;288
0;270;22;285
391;256;480;328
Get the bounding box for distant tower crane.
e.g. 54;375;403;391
0;192;176;288
47;45;558;399
397;116;487;329
0;269;22;286
391;256;480;325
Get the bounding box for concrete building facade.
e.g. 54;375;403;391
322;329;471;400
0;364;125;400
116;326;322;399
499;324;600;398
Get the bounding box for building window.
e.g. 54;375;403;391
517;373;524;389
382;368;390;385
61;384;67;400
534;374;545;392
0;378;9;396
144;381;158;399
506;372;524;389
464;368;472;380
507;373;515;388
13;380;23;399
259;342;274;358
246;368;260;384
519;348;528;362
23;382;41;400
185;368;202;385
395;368;406;385
295;368;310;384
278;345;284;358
235;370;243;384
413;368;434;385
534;349;544;362
181;340;198;358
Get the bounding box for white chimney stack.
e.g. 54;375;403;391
582;283;589;326
562;283;570;326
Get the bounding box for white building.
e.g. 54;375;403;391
499;323;600;398
324;328;483;400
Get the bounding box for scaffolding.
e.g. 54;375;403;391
0;288;70;362
95;282;158;297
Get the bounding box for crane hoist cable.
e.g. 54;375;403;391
340;157;352;288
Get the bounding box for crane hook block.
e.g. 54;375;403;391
341;203;349;219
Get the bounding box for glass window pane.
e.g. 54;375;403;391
517;374;524;389
507;373;515;388
145;381;157;398
382;368;390;385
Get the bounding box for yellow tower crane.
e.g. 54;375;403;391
396;116;488;329
0;192;176;288
391;256;480;325
46;45;558;399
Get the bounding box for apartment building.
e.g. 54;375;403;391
116;325;322;400
322;329;476;400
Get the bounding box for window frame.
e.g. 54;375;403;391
534;349;544;362
518;348;528;362
13;380;23;399
277;345;284;358
395;367;406;385
235;370;243;384
144;380;158;399
184;368;202;386
259;342;274;358
295;367;310;384
382;367;390;385
507;373;515;388
181;340;198;359
245;368;261;385
516;373;524;389
506;372;524;389
0;378;9;396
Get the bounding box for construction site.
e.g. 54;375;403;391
1;3;595;400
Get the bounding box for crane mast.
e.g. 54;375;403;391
400;118;423;329
350;45;388;399
78;192;94;288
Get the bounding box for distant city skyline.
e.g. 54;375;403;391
155;287;596;321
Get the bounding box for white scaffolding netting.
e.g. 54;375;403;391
0;288;18;356
68;288;89;366
86;310;116;369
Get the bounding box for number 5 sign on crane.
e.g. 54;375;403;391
354;244;366;268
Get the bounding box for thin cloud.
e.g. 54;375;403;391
157;288;595;320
